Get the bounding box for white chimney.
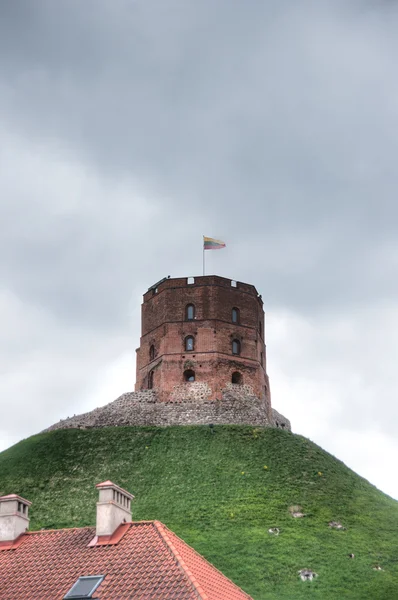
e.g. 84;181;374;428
0;494;31;542
95;481;134;537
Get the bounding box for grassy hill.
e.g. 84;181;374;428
0;425;397;599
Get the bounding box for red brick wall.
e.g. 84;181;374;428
135;276;270;414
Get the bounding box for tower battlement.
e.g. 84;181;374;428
142;275;262;303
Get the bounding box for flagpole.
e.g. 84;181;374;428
203;236;205;275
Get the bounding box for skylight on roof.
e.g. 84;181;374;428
64;575;104;599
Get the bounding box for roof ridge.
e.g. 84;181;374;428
153;521;208;600
27;526;95;534
157;522;252;599
28;520;157;535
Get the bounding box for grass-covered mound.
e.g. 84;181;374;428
0;426;397;599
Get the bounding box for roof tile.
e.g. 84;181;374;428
0;521;252;599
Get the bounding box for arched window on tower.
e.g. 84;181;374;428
259;320;262;335
149;345;155;361
148;370;154;389
232;307;240;324
185;335;194;351
183;369;195;382
186;304;195;320
231;371;242;384
232;339;241;355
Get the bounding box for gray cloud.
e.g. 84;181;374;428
2;0;398;315
1;0;398;497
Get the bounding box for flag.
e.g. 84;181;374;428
203;236;226;250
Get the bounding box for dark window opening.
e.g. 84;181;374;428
186;304;195;320
17;502;27;515
231;372;242;384
185;335;194;351
232;307;240;324
184;369;195;382
149;345;155;361
64;575;105;599
259;321;262;335
232;339;241;355
148;370;154;389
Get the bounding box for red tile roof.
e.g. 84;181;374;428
0;521;252;600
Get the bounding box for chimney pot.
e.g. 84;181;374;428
0;494;31;542
95;481;134;537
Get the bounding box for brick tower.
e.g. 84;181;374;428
44;274;293;432
135;275;271;418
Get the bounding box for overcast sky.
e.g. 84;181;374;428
1;0;398;499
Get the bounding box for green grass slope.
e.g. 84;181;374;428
0;426;397;599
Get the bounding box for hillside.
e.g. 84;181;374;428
0;426;397;599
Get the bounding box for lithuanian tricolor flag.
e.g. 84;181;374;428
203;236;226;250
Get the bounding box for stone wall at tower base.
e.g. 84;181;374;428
43;389;291;432
271;408;291;431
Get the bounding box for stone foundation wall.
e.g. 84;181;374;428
170;381;212;402
272;408;291;431
43;389;291;432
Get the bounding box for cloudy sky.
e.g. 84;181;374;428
1;0;398;499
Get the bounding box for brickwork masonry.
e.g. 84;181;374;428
43;388;291;432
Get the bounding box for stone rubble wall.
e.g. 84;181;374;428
271;408;291;431
170;381;212;402
224;382;255;397
43;389;291;432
